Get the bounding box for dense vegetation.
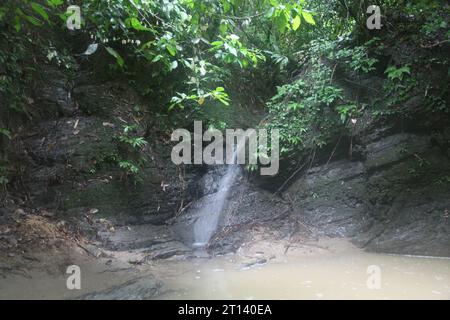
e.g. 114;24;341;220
0;0;449;185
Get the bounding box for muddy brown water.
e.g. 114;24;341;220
1;239;449;300
155;252;450;300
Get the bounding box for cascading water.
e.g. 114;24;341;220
192;151;240;248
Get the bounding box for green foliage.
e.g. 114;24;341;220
0;0;449;182
45;46;77;70
337;104;358;123
71;0;322;112
114;124;149;181
118;160;141;175
426;95;448;113
385;65;411;82
264;37;372;156
210;34;264;68
0;0;322;120
264;0;316;32
374;65;416;117
169;86;231;110
105;47;125;68
89;124;150;182
330;39;380;74
0;128;12;140
0;33;31;117
435;175;450;185
405;0;450;38
408;154;432;178
30;2;50;23
119;125;149;148
421;13;448;37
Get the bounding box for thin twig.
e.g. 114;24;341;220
330;63;338;84
326;130;344;166
343;78;380;92
274;161;307;196
420;39;450;48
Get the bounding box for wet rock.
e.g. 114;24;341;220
24;117;116;172
285;130;450;256
80;243;108;258
35;67;76;116
22;81;198;222
359;157;450;256
73;84;118;116
285;160;370;237
99;224;191;260
196;166;228;196
142;241;191;260
172;181;290;255
0;207;5;219
100;224;177;251
240;258;268;270
78;277;162;300
365;133;430;171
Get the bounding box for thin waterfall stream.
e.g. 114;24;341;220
193;149;241;248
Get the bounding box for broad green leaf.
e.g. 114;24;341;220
222;0;231;13
218;97;230;106
0;128;11;139
31;2;50;23
105;47;124;67
292;15;301;31
302;11;315;25
265;7;275;18
47;0;64;6
151;54;162;62
219;22;228;35
14;16;21;32
129;17;151;31
166;44;177;56
23;14;42;26
211;41;224;47
275;11;289;32
16;8;42;26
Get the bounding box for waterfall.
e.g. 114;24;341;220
193;150;240;248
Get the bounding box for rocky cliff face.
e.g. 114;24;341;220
172;131;450;257
4;54;449;261
284;128;450;256
168;112;449;257
16;65;199;229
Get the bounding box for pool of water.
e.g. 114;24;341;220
154;248;450;300
1;239;449;300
